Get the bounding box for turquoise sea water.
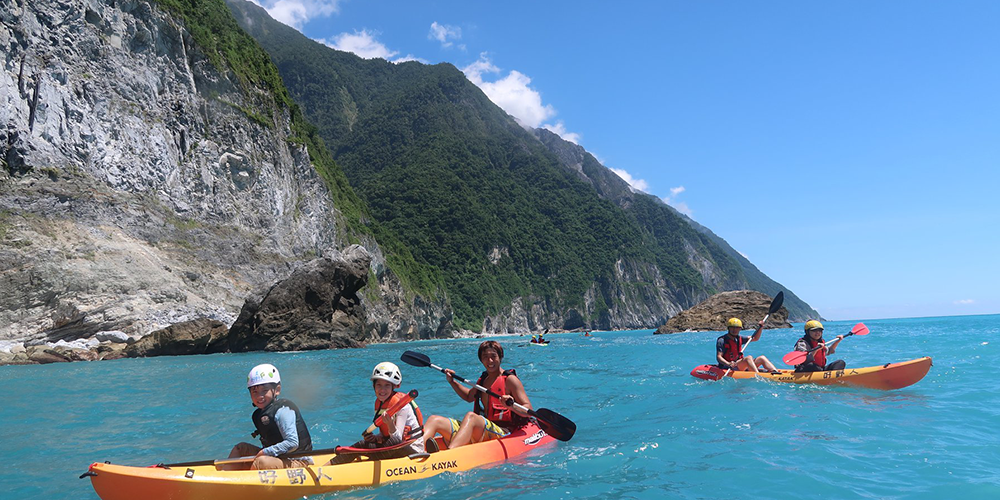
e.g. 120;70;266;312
2;314;998;499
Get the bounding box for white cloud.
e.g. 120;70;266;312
955;299;975;305
429;22;462;48
250;0;340;29
462;54;582;146
319;30;397;60
661;185;693;216
670;200;693;216
316;30;425;64
393;54;428;64
611;168;650;193
542;121;581;144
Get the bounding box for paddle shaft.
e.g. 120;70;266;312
808;333;850;353
429;362;533;416
363;389;418;436
168;391;419;468
165;444;341;468
212;437;419;466
721;289;784;378
787;333;851;364
722;318;766;377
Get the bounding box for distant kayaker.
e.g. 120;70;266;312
422;340;533;449
793;320;846;372
227;364;313;470
716;318;779;374
328;362;425;464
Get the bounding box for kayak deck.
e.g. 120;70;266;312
87;423;554;500
693;357;932;390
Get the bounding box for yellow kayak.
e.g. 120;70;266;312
86;423;555;500
691;357;932;390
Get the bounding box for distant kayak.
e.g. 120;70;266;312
85;423;556;500
528;341;550;346
690;357;932;390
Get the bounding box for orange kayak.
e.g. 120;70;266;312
691;357;932;390
86;423;555;500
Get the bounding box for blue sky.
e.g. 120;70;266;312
249;0;999;321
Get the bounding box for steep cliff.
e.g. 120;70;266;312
532;128;821;321
0;0;450;347
226;0;820;331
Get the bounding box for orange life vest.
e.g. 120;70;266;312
720;334;744;362
474;369;530;428
373;391;423;439
804;336;827;367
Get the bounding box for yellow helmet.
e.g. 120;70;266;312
726;318;743;328
804;320;824;332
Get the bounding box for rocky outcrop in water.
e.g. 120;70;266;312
125;317;228;357
654;290;791;334
228;246;372;351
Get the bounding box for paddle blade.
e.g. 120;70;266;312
532;408;577;442
690;365;726;381
400;350;431;368
783;351;808;366
851;323;869;336
769;291;785;314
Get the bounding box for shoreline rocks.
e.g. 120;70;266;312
654;290;792;334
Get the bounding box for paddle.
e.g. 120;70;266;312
164;390;420;468
720;291;785;378
782;322;869;366
691;292;784;381
163;444;340;468
362;389;418;437
400;350;576;442
209;437;423;467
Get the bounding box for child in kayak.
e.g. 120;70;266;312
422;340;533;449
793;320;846;372
716;318;779;374
227;363;313;470
328;362;425;464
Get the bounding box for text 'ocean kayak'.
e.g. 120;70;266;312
85;423;555;500
690;356;932;390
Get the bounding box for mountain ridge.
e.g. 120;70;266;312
226;0;821;327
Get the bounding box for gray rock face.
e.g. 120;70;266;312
95;330;129;343
125;317;229;357
481;257;695;333
654;290;791;334
0;0;452;351
227;245;371;351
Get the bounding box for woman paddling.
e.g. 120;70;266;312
793;320;847;372
421;340;533;449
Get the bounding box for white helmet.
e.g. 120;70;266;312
247;363;281;388
371;361;402;385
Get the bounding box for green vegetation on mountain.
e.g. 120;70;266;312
152;0;442;296
225;0;819;326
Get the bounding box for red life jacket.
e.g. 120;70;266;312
804;336;827;367
474;369;530;429
720;334;744;362
373;391;423;439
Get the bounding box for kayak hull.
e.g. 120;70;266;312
87;423;554;500
690;357;932;390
